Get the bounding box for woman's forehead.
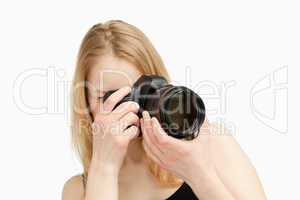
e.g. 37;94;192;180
89;72;136;91
87;60;142;92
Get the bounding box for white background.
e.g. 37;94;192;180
0;0;299;199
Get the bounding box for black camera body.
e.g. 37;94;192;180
103;75;205;140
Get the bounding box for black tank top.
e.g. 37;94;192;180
82;174;198;200
165;182;198;200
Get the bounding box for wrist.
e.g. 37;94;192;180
89;155;120;177
184;157;217;187
187;171;234;200
85;156;119;200
186;169;218;189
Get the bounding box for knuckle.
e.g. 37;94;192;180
133;126;139;134
104;98;115;107
109;112;119;120
127;111;135;118
129;112;138;120
128;101;139;111
110;122;121;134
130;125;138;132
95;114;111;124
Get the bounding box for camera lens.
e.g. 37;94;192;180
158;86;205;140
101;75;205;140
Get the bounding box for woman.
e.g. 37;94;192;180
62;20;267;200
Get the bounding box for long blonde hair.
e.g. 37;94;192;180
71;20;183;187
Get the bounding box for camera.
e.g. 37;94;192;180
102;75;205;140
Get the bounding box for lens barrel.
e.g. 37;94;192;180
102;75;205;140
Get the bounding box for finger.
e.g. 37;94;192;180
142;111;153;136
141;112;165;155
141;125;165;162
151;117;184;148
141;118;154;146
123;125;139;141
142;137;165;167
112;101;139;119
142;111;158;146
119;112;140;131
102;86;131;112
140;118;151;143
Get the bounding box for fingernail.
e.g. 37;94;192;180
152;117;160;128
152;117;158;124
142;111;148;119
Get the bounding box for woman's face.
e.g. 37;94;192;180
86;54;142;119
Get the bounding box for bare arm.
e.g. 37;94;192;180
188;171;235;200
187;133;267;200
141;113;267;200
210;124;267;200
63;87;140;200
188;123;266;200
83;158;119;200
62;175;84;200
61;160;119;200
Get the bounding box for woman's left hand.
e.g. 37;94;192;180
140;110;216;186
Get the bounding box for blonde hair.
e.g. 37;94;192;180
71;20;183;187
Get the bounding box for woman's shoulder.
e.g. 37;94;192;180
62;174;85;200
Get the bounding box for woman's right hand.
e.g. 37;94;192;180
89;86;140;175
